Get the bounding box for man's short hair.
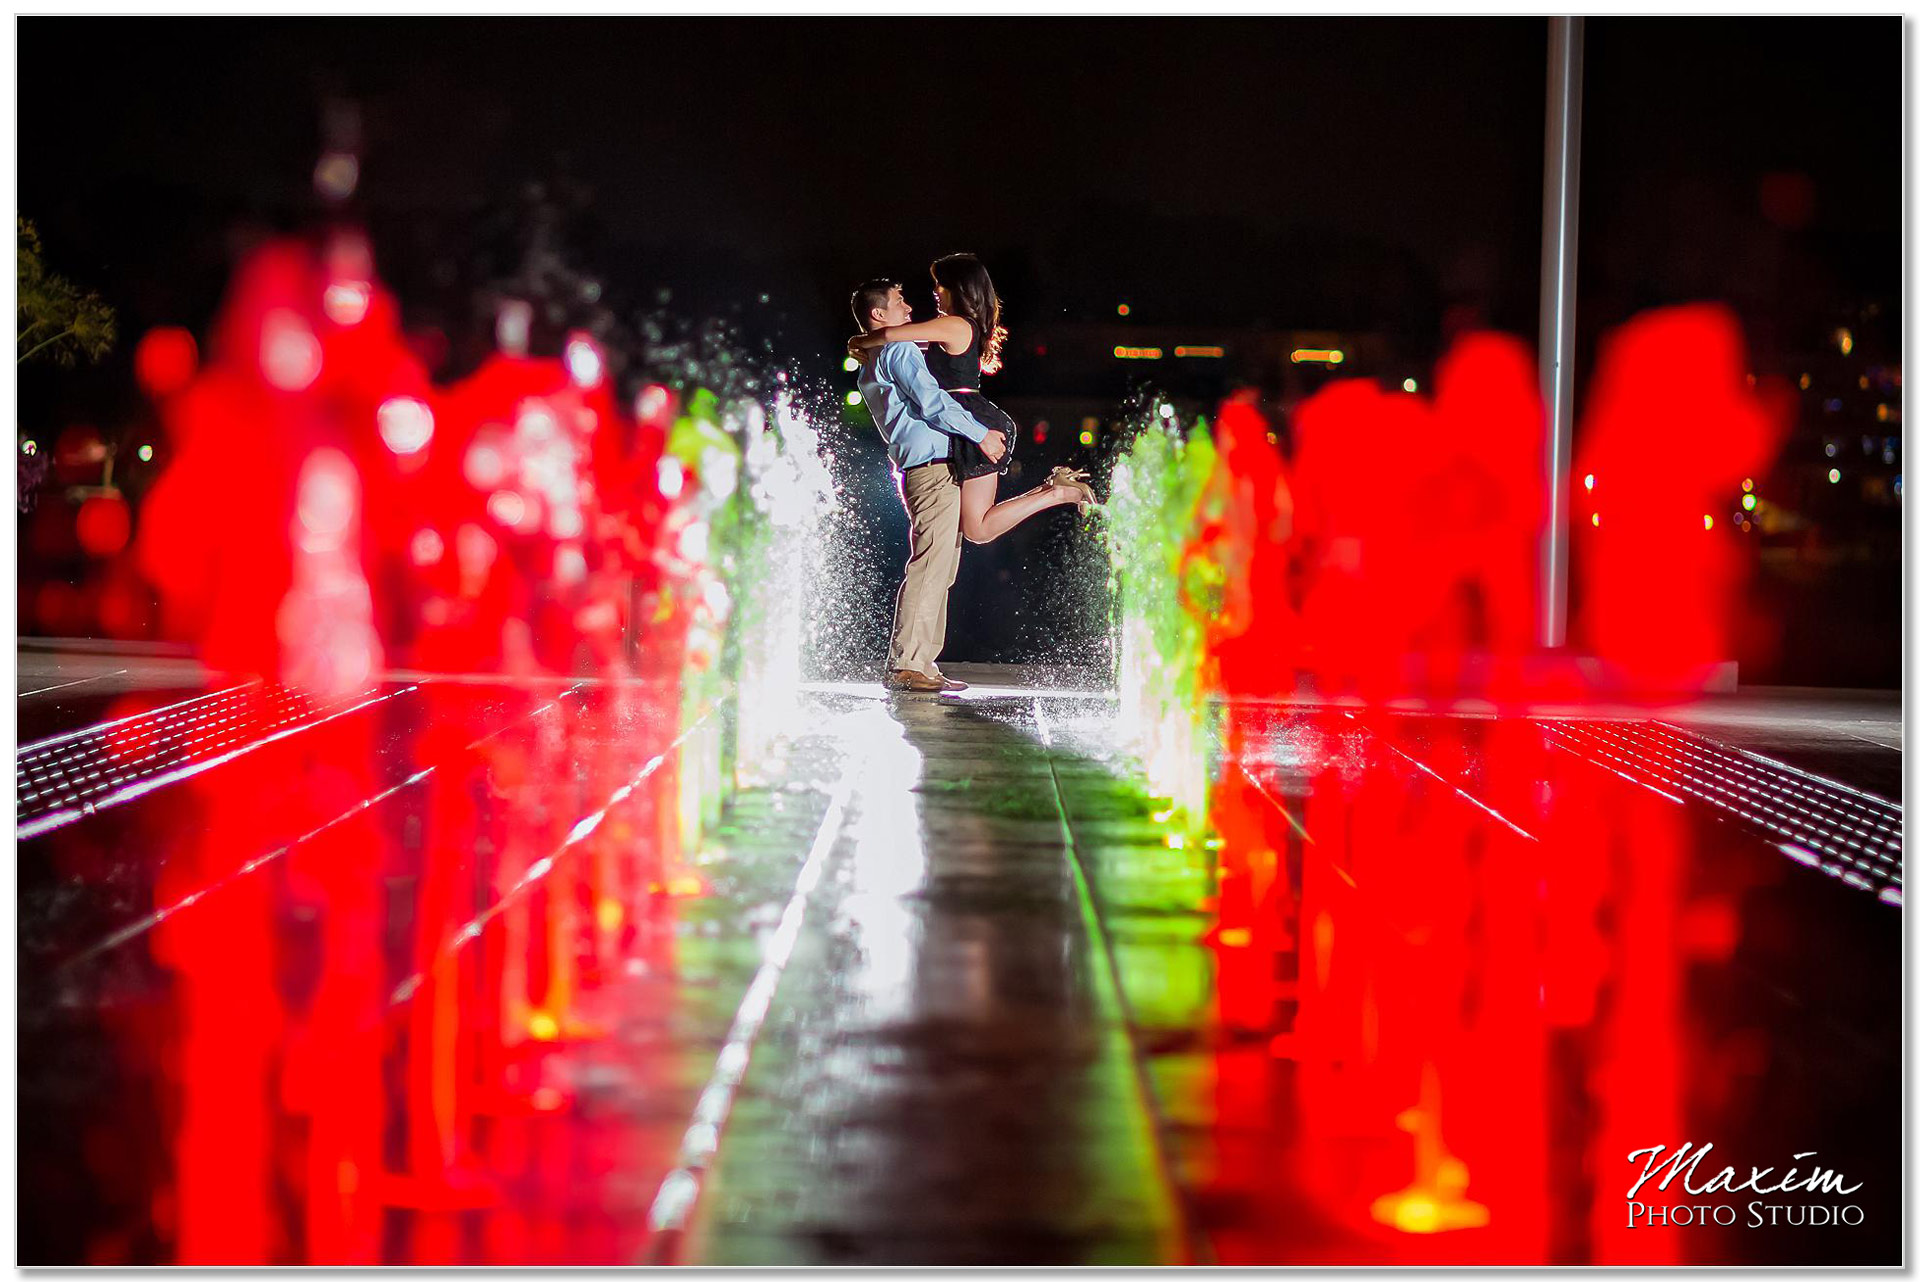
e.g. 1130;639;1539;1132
850;278;901;332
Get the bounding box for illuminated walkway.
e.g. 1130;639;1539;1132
15;649;1903;1265
687;694;1185;1264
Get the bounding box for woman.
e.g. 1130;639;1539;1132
850;253;1096;543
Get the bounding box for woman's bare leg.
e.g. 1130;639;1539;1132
958;472;1075;545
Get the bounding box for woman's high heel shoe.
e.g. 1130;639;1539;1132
1045;466;1099;515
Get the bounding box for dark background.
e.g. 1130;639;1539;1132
16;17;1905;684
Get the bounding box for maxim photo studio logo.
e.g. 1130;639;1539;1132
1626;1142;1865;1229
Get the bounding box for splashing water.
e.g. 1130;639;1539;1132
731;390;839;780
1105;398;1217;830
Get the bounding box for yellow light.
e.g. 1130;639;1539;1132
1591;513;1600;527
1799;373;1812;390
1117;303;1131;316
1742;493;1757;511
842;355;860;372
1173;344;1224;358
1390;1195;1439;1234
1583;473;1594;491
137;444;154;462
1837;327;1854;356
1877;403;1891;422
1828;468;1841;483
1703;514;1714;530
1402;378;1418;392
1741;477;1753;491
666;873;706;897
528;1011;559;1042
1290;347;1344;365
1079;429;1095;446
1113;345;1162;360
845;390;862;406
596;897;624;931
1859;375;1870;390
1217;927;1252;948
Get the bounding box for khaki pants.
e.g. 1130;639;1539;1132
887;462;962;676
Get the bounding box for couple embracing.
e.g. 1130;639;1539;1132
848;254;1097;694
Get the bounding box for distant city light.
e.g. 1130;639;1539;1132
1703;515;1714;530
1591;513;1600;527
1079;429;1095;446
1741;477;1754;492
1836;327;1854;356
134;326;199;399
1173;345;1224;358
1113;345;1163;360
1825;442;1838;457
1157;403;1176;420
1116;303;1131;317
1896;475;1903;498
1828;468;1842;484
1582;473;1594;491
137;444;154;462
1799;373;1812;390
1877;403;1891;422
1742;493;1758;511
1402;378;1418;392
1290;348;1345;365
845;390;862;406
20;439;35;456
842;356;860;372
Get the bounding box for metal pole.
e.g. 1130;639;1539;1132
1539;15;1584;648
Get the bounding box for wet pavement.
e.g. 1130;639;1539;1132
13;648;1904;1265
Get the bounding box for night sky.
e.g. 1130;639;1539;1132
20;15;1901;400
14;15;1906;683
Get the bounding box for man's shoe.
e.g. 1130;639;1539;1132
940;675;969;692
884;668;946;693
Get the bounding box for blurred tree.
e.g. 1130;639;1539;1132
18;218;116;367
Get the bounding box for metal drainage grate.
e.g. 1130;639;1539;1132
16;681;391;836
1541;718;1902;905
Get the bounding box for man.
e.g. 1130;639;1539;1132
849;278;1008;693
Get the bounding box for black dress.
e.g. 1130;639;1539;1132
923;322;1017;482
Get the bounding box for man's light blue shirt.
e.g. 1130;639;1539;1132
858;341;987;471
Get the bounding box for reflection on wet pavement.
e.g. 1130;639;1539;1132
16;671;1902;1265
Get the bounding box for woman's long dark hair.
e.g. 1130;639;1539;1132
930;252;1008;375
